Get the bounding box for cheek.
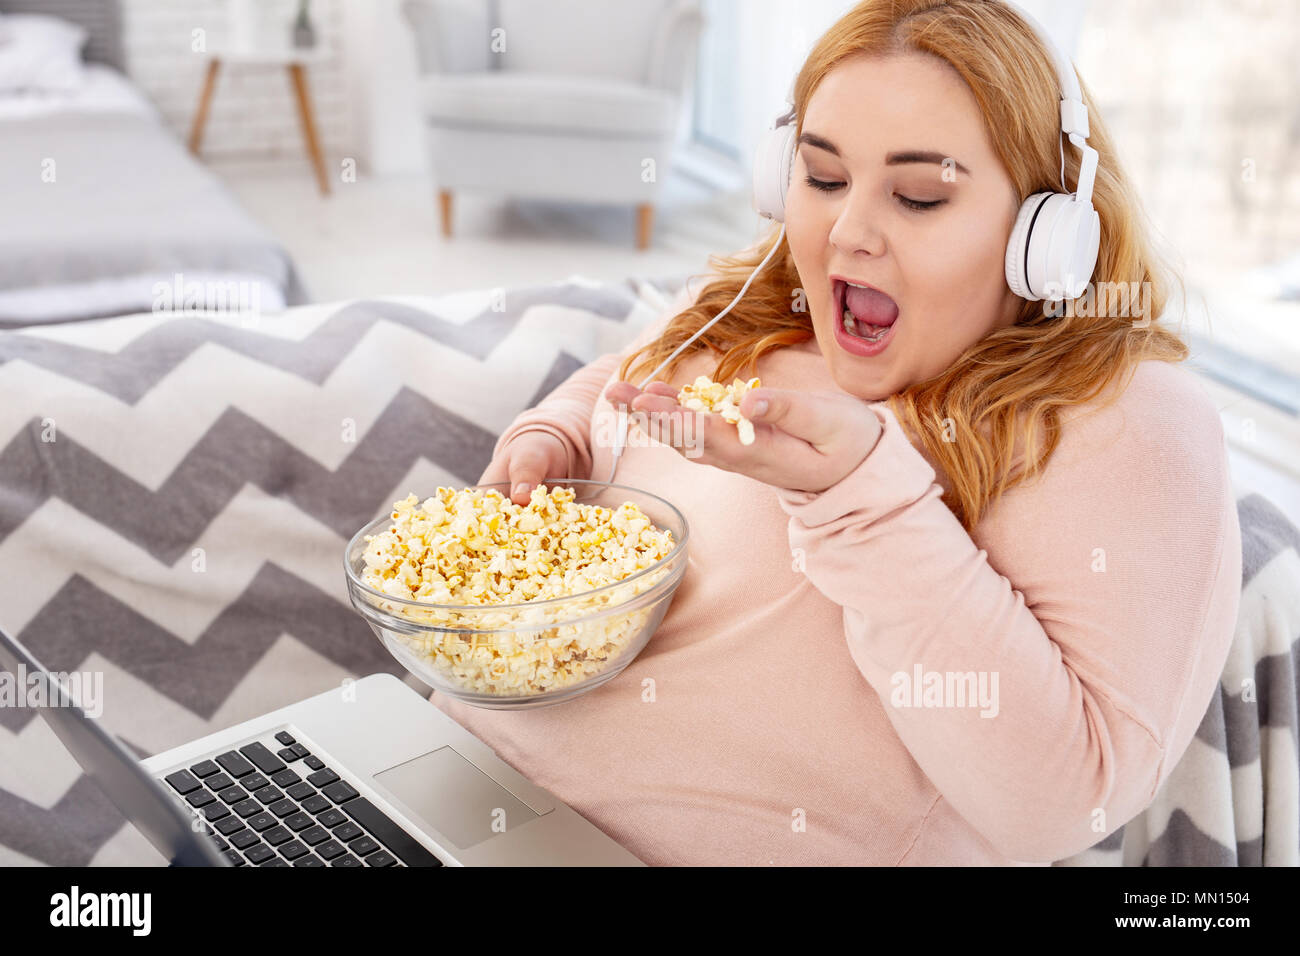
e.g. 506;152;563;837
783;195;833;318
907;214;1008;332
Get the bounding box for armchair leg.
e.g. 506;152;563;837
438;190;453;238
636;203;654;250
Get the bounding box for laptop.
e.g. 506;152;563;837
0;627;644;867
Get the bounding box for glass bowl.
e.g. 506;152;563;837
343;480;689;709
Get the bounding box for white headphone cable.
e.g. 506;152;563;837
605;222;787;485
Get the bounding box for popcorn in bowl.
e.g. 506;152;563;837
354;484;680;702
677;375;762;445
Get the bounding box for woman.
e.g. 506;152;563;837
440;0;1241;865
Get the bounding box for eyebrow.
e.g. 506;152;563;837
797;132;971;177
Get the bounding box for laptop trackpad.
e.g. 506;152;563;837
372;745;540;850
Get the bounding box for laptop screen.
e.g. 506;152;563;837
0;626;230;867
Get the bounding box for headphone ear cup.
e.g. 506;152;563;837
1051;199;1100;300
1006;192;1101;301
1005;192;1053;300
751;122;797;223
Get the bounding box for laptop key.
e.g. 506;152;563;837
269;799;298;818
212;837;229;853
301;795;331;814
216;817;246;836
244;843;275;864
290;744;310;759
239;773;268;793
365;850;397;867
240;742;286;775
286;782;315;801
216;750;255;778
203;803;231;822
222;849;245;866
284;813;313;832
317;809;347;829
271;769;300;788
306;768;339;788
325;817;356;837
342;797;443;867
218;785;249;805
232;799;261;818
279;840;309;860
275;731;296;746
331;854;363;867
277;747;297;762
292;855;324;867
230;829;260;850
204;772;234;792
260;858;290;867
186;789;216;809
299;825;329;846
304;755;325;771
164;770;201;795
190;760;220;778
262;825;291;846
322;781;359;804
247;812;277;832
315;840;345;861
348;835;378;856
254;785;284;804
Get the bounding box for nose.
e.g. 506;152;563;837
828;189;886;258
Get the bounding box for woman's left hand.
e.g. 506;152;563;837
603;380;884;494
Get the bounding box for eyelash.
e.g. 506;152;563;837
802;175;945;211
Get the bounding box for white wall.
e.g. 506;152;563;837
339;0;426;176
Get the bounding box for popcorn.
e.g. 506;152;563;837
676;374;761;445
360;485;676;698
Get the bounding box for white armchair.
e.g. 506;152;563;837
402;0;704;249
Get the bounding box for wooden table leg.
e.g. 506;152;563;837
187;59;221;155
636;203;654;250
438;190;453;238
288;63;330;196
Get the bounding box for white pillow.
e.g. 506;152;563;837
0;14;89;93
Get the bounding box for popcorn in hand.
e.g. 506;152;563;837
676;374;762;445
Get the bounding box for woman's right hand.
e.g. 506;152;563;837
477;430;573;506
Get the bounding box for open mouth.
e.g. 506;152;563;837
834;278;899;343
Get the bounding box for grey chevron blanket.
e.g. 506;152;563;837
0;281;1295;866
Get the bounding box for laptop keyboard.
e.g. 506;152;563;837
161;730;444;867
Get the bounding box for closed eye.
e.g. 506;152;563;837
802;175;945;211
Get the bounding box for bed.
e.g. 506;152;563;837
0;0;307;326
0;277;1295;866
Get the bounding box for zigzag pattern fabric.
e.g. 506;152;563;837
0;278;683;865
0;277;1294;866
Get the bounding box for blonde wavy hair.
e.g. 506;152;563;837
618;0;1190;533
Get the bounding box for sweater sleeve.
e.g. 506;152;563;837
774;368;1242;862
492;281;702;479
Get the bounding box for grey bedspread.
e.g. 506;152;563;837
0;111;308;323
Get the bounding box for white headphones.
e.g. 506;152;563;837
750;0;1101;303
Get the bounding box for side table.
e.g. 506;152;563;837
188;46;332;196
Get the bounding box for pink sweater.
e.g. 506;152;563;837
429;281;1242;865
